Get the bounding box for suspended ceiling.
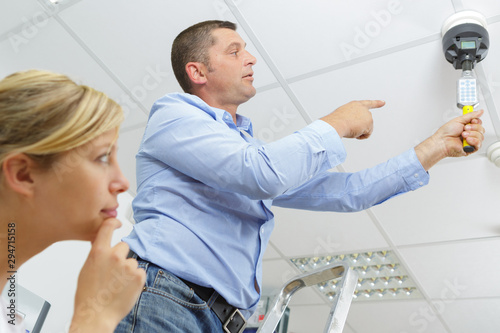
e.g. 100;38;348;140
1;1;500;332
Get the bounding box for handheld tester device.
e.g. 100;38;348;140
441;11;489;152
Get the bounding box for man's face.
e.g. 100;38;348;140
204;28;257;109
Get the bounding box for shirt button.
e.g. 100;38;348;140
260;228;264;234
414;174;419;178
419;181;424;186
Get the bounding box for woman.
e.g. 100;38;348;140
0;70;146;332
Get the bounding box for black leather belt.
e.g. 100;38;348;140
180;278;247;333
127;250;246;333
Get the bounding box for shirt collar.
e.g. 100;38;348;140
236;114;253;137
182;93;254;137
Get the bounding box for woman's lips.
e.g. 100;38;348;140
101;208;118;218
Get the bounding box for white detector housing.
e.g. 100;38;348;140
487;142;500;168
441;11;490;70
441;10;488;36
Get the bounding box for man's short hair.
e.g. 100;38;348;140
171;20;237;93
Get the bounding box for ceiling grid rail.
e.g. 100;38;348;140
221;1;473;331
24;0;153;122
223;0;314;124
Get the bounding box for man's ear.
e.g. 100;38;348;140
186;62;208;86
1;153;36;197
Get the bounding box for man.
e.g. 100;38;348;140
116;20;484;333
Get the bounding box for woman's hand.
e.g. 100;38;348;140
70;218;146;333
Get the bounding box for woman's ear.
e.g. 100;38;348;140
185;62;208;86
1;153;36;197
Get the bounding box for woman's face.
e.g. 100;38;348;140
33;129;129;241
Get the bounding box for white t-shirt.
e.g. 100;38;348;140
1;297;25;333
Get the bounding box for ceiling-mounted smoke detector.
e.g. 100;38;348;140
487;142;500;168
441;10;490;70
441;10;488;35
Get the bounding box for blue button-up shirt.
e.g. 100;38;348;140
123;92;429;317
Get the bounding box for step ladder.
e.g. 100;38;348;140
257;262;358;333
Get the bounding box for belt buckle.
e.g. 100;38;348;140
223;308;246;333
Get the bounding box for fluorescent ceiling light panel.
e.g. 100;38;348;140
289;250;422;302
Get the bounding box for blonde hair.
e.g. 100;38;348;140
0;69;124;168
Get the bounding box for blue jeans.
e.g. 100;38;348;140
115;258;223;332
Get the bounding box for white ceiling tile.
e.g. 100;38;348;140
372;156;500;245
0;18;148;129
288;287;325;307
480;21;500;140
263;242;282;260
399;238;500;299
290;39;498;171
270;206;388;258
0;0;42;36
439;298;500;333
461;0;500;18
239;87;309;142
1;2;498;331
236;0;454;78
58;0;182;115
286;304;332;333
58;0;276;109
342;324;357;333
261;259;301;297
117;126;146;196
347;300;448;333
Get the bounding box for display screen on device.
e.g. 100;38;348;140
461;41;476;49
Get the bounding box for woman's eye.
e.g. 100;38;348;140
97;154;110;164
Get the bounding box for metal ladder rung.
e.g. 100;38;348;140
257;262;358;333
